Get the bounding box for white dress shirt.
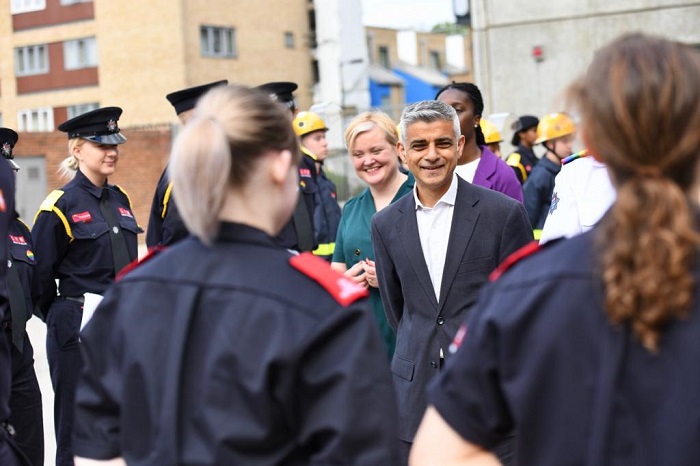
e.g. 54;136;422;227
413;173;458;302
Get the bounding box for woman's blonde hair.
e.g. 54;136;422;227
569;33;700;351
57;138;84;180
344;110;398;152
169;84;300;244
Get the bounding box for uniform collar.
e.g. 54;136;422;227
216;222;282;249
73;169;108;199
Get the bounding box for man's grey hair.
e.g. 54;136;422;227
398;100;461;145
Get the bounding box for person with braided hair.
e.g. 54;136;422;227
410;32;700;465
436;82;523;202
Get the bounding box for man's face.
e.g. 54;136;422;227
398;119;464;205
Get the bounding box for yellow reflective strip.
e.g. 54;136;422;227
115;185;134;210
162;182;173;219
533;229;542;241
312;242;335;256
52;207;74;241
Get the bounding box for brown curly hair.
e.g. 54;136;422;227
568;33;700;351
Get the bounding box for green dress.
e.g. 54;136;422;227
332;174;414;359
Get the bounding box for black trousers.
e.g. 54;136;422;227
0;425;31;466
47;299;83;466
8;331;43;466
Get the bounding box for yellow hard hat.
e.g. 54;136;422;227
535;113;576;144
293;111;328;137
479;119;502;144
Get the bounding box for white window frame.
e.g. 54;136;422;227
17;107;54;133
15;44;49;76
63;37;98;70
60;0;91;4
67;103;99;120
11;0;45;14
200;26;236;58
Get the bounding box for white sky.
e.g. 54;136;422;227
360;0;456;31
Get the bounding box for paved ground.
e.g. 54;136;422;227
27;316;56;466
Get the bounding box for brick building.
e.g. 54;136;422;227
1;0;317;239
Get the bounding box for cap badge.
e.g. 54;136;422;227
1;143;11;158
107;119;117;133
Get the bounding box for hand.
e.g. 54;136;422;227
362;259;379;289
345;261;369;288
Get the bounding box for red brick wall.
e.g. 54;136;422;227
13;126;172;245
13;0;94;31
16;42;99;95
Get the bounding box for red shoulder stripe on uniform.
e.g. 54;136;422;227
116;245;167;282
489;241;541;282
289;252;368;306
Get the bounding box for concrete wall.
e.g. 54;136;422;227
471;1;700;120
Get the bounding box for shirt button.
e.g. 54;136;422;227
354;249;361;256
437;317;445;325
430;361;438;368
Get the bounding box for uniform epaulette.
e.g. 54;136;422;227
505;152;521;167
114;185;134;209
489;241;541;282
561;149;589;165
161;182;173;219
290;252;368;306
39;190;64;212
116;245;167;282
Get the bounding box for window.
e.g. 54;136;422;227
64;37;98;70
67;102;99;119
17;108;53;132
284;32;295;49
429;50;441;70
378;46;390;68
60;0;91;4
200;26;236;58
11;0;45;14
15;45;48;76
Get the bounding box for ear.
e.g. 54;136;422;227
397;140;407;165
474;114;482;127
72;143;83;161
457;134;466;155
580;128;603;162
270;149;294;185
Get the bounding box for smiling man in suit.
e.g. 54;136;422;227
371;100;533;465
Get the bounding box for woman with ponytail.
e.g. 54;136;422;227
436;82;523;202
411;33;700;465
72;85;399;465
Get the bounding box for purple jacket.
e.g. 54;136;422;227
473;146;524;202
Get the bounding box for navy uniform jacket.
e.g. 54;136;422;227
7;216;39;322
274;155;317;252
31;170;141;316
522;156;561;233
73;222;399;465
506;144;539;184
312;162;341;260
145;167;187;248
430;230;700;465
0;159;14;425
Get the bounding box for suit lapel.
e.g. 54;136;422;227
396;195;439;310
438;178;480;310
